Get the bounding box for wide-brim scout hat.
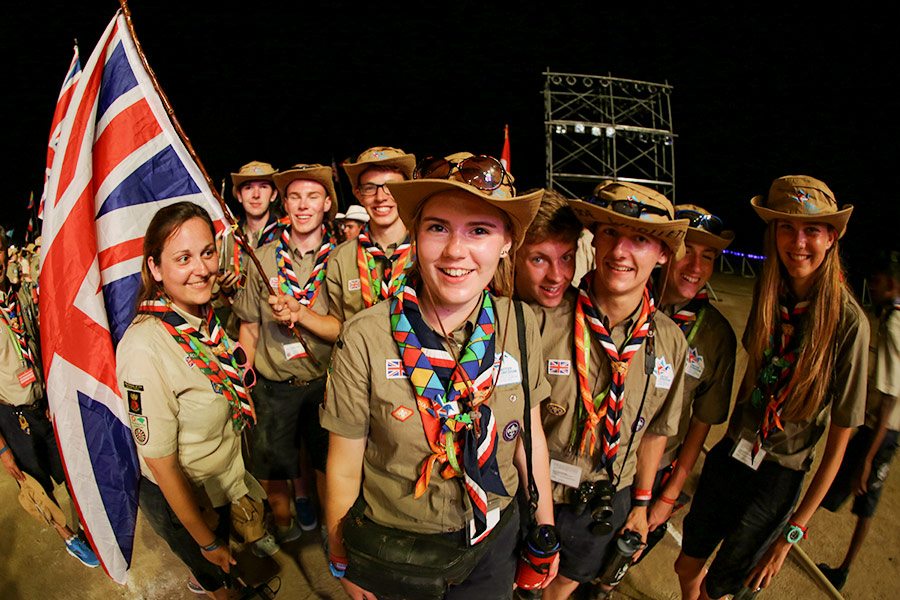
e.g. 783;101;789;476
343;204;370;223
674;203;735;252
342;146;416;190
273;163;338;219
230;161;277;200
568;180;689;259
18;473;67;528
750;175;853;238
387;152;543;248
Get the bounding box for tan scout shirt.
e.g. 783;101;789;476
865;306;900;431
0;291;42;407
324;236;407;324
727;292;869;471
116;307;263;507
231;239;331;382
533;287;688;502
212;224;269;340
322;295;551;534
658;302;736;465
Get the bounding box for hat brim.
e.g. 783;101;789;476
273;167;338;220
686;228;735;252
750;195;853;238
343;155;416;190
387;179;543;248
568;199;689;259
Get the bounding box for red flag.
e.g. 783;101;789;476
39;44;81;219
500;124;511;174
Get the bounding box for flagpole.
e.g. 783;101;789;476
117;0;320;367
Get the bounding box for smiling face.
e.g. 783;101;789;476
356;168;406;230
147;217;218;317
662;240;717;305
775;219;836;296
237;180;276;220
415;191;512;315
591;223;667;300
283;179;331;237
515;236;576;307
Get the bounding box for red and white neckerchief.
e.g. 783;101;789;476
356;226;414;307
275;226;336;307
0;289;36;370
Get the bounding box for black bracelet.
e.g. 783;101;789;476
200;538;221;552
631;498;651;508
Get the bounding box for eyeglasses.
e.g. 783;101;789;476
414;155;513;194
357;182;393;197
586;194;670;220
674;209;725;235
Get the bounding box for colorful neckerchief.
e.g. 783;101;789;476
573;272;654;471
670;289;709;341
750;299;810;455
275;226;335;307
230;215;289;277
0;290;35;370
356;226;414;307
139;298;254;431
390;285;507;542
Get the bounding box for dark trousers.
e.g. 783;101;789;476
0;402;65;495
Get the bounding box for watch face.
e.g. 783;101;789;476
785;526;804;544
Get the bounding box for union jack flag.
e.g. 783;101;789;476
40;10;226;584
39;44;81;219
385;358;405;379
547;359;571;376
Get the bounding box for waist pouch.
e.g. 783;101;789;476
342;496;516;600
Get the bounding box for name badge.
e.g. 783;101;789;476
17;366;36;387
467;503;501;546
685;347;705;379
348;278;361;291
283;341;308;360
654;356;674;390
730;438;766;470
549;459;583;488
494;352;522;387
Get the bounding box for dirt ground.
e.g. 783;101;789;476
1;272;897;599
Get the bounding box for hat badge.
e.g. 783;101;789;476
251;166;264;174
791;189;819;213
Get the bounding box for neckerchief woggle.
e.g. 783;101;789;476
139;297;254;431
275;225;335;307
573;272;654;473
357;225;414;307
0;289;36;371
390;285;508;541
750;298;810;457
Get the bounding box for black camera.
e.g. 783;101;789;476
571;479;617;536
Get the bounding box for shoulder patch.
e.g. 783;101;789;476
127;390;143;415
348;278;361;292
129;414;150;445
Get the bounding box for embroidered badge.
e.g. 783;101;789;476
545;402;568;416
130;414;149;445
348;278;361;291
184;354;196;368
654;356;674;390
685;347;705;379
123;381;144;392
127;390;142;415
547;359;571;376
791;189;819;213
391;406;414;422
269;276;280;289
211;382;225;394
385;358;406;379
633;416;646;432
503;420;521;442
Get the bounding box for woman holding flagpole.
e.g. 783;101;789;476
116;202;263;599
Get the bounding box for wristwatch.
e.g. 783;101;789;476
782;522;807;544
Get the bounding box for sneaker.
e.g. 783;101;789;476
65;536;100;568
275;519;304;544
187;578;206;595
816;563;848;591
295;497;318;531
251;532;281;557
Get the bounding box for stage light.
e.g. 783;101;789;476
663;135;673;146
591;126;601;137
574;123;585;134
605;126;615;138
555;124;567;134
551;75;562;85
638;133;648;143
583;77;593;87
566;76;576;85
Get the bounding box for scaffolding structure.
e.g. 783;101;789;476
544;70;677;201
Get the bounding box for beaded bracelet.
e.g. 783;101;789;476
200;539;221;552
0;446;9;457
329;554;348;579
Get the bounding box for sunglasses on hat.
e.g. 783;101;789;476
586;194;670;220
414;155;514;195
674;209;725;235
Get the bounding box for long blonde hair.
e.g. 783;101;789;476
741;221;851;421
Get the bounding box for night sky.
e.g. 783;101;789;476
5;2;897;285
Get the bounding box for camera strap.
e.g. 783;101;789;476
514;300;540;524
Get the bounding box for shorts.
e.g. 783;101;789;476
554;483;633;583
247;375;326;479
820;426;898;518
0;402;65;494
139;477;232;592
681;438;804;599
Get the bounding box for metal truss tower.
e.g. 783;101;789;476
544;70;676;201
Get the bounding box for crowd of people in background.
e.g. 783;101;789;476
2;148;898;600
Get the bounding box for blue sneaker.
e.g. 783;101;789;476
295;497;318;531
65;536;100;568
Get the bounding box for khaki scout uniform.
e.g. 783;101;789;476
726;292;869;471
116;307;263;506
865;306;900;430
232;239;331;381
0;294;41;408
658;302;736;466
324;236;407;324
532;287;688;502
322;296;550;534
